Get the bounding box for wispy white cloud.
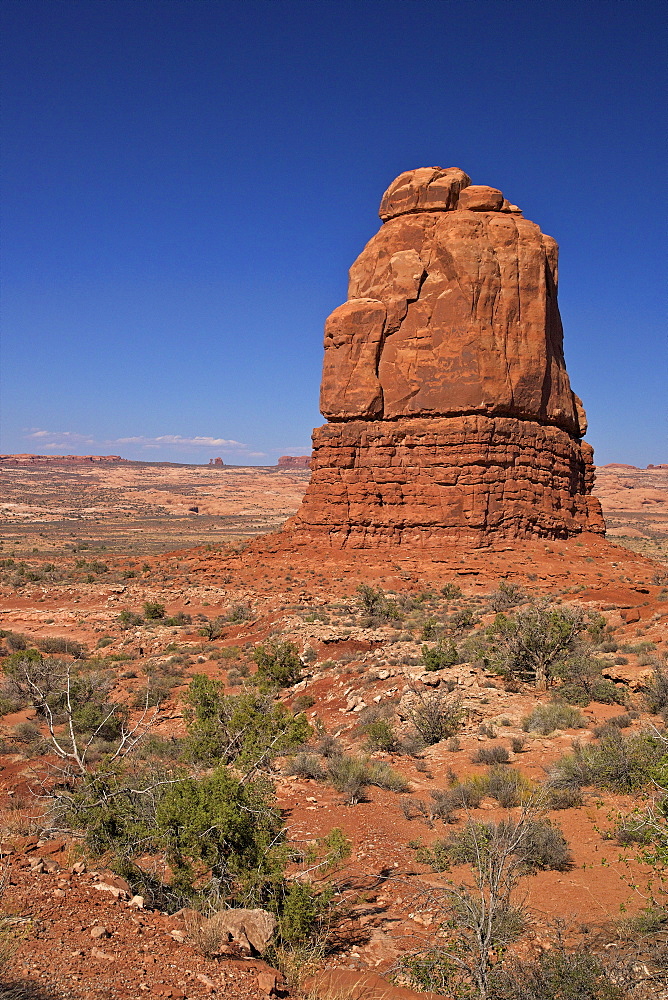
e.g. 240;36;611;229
22;428;261;458
24;428;95;449
113;434;247;449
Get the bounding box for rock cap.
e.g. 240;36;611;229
379;166;471;220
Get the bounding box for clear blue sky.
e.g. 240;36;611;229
1;0;665;466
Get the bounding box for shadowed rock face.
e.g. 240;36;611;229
288;167;605;546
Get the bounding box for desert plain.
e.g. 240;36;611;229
0;456;666;1000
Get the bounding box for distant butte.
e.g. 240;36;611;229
0;454;126;466
282;166;605;547
277;455;311;470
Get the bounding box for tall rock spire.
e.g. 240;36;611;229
286;167;605;546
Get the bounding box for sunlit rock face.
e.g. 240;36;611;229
287;167;605;546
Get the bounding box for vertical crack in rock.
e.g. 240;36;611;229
284;166;605;547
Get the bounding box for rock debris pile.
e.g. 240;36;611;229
287;166;605;546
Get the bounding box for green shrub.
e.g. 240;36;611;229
422;639;459;671
276;880;331;946
284;753;326;780
184;675;310;768
522;702;587;735
486;766;535;807
117;610;144;628
472;744;511;765
488;580;527;612
549;731;664;794
36;636;86;658
252;641;302;690
404;688;464;746
143;601;166;620
488;601;588;688
440;583;463;600
356;584;401;626
492;944;626;999
364;717;401;753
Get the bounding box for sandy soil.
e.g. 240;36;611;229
0;460;667;999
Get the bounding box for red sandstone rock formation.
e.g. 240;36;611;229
285;167;605;547
0;454;126;466
277;455;311;470
208;457;225;467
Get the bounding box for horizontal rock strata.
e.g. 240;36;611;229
289;415;604;546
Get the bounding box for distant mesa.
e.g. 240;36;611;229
277;455;311;470
208;457;225;467
283;166;605;547
0;454;126;466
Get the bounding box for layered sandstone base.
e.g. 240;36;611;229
286;415;605;547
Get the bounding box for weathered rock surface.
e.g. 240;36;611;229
277;454;311;469
287;166;605;546
191;907;277;956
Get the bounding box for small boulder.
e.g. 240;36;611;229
195;908;277;956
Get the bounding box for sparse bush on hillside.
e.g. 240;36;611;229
198;616;226;640
142;601;166;620
34;636;86;658
326;754;372;804
487;601;589;688
0;630;29;651
252;640;302;690
486;766;536;808
401;807;566;999
404;687;464;746
440;583;463;600
325;753;408;803
364;717;401;753
522;702;588;735
117;610;144;628
356;583;401;626
491;942;627;1000
553;652;628;707
422;638;460;671
442;817;571;873
644;662;668;715
226;603;253;623
472;745;511;765
284;752;326;780
548;786;583;810
184;674;310;769
488;580;527;612
548;730;665;794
